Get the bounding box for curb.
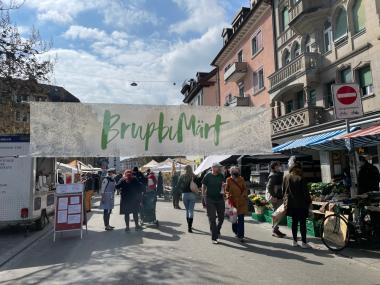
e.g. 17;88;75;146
0;224;53;269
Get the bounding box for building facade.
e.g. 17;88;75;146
270;0;380;184
211;0;275;108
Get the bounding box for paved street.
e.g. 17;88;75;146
0;199;380;285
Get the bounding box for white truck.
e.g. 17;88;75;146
0;136;55;230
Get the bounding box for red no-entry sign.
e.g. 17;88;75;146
332;84;363;119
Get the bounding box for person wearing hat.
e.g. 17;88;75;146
358;156;380;195
100;168;116;231
202;162;225;244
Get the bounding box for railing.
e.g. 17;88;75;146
271;106;325;136
289;0;304;22
289;1;321;24
269;53;320;91
277;28;295;47
224;62;248;82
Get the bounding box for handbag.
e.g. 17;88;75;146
272;204;286;224
190;179;199;193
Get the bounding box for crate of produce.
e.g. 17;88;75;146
287;217;322;237
252;212;265;222
264;209;287;225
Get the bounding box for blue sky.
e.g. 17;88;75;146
9;0;249;104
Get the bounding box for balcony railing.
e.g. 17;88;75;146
289;1;322;24
277;28;295;47
225;96;250;107
224;62;248;83
269;53;320;91
271;106;325;136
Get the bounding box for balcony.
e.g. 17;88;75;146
224;96;250;107
269;53;320;92
271;106;326;136
224;62;248;83
288;1;326;34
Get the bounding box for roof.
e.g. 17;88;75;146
211;0;272;66
182;68;217;104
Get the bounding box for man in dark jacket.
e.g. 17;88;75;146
358;156;380;195
266;161;285;238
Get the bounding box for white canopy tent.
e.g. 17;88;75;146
194;155;231;175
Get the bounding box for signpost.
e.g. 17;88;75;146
54;183;85;242
332;83;363;197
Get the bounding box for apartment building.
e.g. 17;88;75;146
181;69;218;106
270;0;380;183
211;0;275;108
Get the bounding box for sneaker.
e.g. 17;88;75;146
239;237;245;243
272;229;286;238
212;240;219;245
292;240;299;247
105;226;114;231
125;227;130;232
109;225;115;229
301;242;312;249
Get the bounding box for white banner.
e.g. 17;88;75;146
30;103;271;157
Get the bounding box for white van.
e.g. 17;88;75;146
0;136;55;230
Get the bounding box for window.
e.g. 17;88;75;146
237;50;243;62
358;66;374;96
324;21;333;52
325;81;335;107
22;113;28;122
286;100;294;113
15;111;21;122
292;42;301;59
341;68;352;83
239;83;245;97
16;95;22;103
281;7;289;32
309;89;317;106
334;8;348;41
251;30;262;55
253;68;264;94
305;35;312;53
283;49;291;66
353;0;365;33
296;91;304;109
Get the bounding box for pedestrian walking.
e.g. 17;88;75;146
283;161;312;248
100;168;116;231
176;165;198;233
171;172;181;209
266;161;286;238
84;173;95;212
133;166;147;186
117;170;144;232
146;169;157;192
225;166;248;242
202;162;225;244
157;171;164;198
358;155;380;195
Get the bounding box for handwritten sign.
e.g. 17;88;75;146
30;103;271;157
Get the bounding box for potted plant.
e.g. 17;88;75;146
251;195;268;214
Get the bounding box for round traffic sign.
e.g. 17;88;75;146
337;86;357;105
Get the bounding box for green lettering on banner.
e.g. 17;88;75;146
101;110;120;150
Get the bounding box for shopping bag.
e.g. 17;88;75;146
225;199;238;223
272;204;286;224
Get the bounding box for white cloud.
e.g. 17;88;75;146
63;26;107;41
170;0;226;34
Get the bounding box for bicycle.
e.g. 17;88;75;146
320;193;380;252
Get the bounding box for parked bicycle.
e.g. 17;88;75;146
320;192;380;252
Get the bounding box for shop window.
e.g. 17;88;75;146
296;91;304;109
286;100;294;113
358;66;374;96
237;50;243;62
340;68;352;83
324;21;333;52
281;7;289;32
251;30;263;55
325;81;335;108
334;8;348;41
353;0;365;33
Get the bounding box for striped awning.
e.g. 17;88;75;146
339;125;380;139
273;129;348;152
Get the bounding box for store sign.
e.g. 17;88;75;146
30;103;272;157
332;84;363;119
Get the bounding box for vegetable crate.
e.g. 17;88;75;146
252;212;265;222
263;209;287;225
287;217;322;237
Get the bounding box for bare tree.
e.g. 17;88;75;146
0;0;25;11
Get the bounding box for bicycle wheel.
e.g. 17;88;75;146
321;214;350;252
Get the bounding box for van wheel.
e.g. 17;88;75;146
35;210;47;230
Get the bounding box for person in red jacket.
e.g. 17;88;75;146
146;169;157;192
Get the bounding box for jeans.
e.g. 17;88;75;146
290;208;308;243
103;209;112;227
183;192;196;219
206;197;225;241
232;214;245;238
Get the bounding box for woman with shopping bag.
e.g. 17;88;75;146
225;166;248;242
